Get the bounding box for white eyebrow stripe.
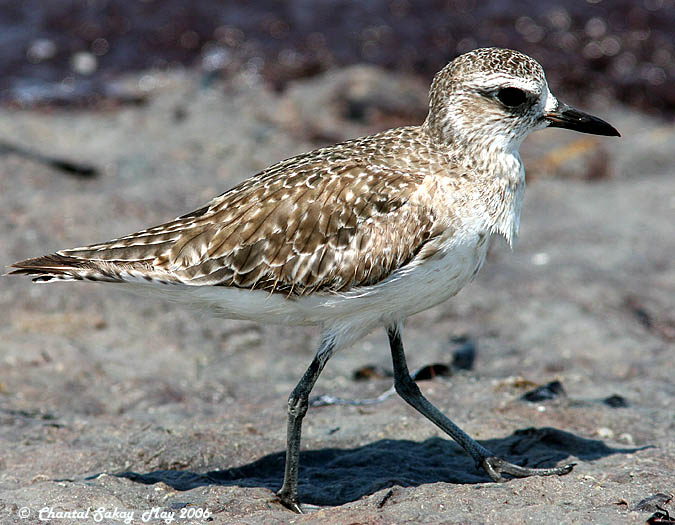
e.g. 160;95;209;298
471;73;541;94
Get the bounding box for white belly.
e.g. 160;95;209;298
128;227;492;350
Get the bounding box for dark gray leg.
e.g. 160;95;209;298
276;336;334;512
386;324;574;481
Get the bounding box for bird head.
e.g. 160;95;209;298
425;48;620;154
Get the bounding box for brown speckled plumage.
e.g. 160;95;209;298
7;48;620;512
11;126;458;294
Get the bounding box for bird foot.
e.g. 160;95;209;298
276;489;303;513
482;456;576;482
280;501;303;514
275;490;321;514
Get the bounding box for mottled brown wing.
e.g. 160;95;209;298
168;162;439;295
11;131;442;294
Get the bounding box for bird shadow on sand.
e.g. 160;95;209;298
111;427;647;506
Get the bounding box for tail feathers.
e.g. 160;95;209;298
8;253;140;283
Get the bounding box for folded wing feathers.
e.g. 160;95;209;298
9;128;443;294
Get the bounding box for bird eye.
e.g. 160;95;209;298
496;87;527;107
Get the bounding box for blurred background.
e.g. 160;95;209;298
1;0;673;117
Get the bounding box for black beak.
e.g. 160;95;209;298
545;102;620;137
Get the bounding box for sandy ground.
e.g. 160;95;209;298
1;67;673;524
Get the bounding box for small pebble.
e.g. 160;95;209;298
521;380;566;402
596;427;615;439
603;394;629;408
411;363;451;381
450;335;476;370
618;432;634;444
353;365;391;381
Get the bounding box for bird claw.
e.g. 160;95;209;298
276;492;303;514
275;490;322;514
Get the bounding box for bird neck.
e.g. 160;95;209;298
422;120;526;246
483;164;526;246
423;118;524;184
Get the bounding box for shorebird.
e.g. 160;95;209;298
8;47;619;511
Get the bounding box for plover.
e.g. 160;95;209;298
8;48;619;511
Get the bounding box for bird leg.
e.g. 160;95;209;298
276;337;334;512
386;325;575;481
